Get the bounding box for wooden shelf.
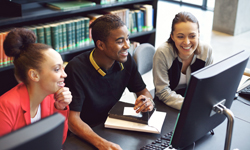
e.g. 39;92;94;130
0;0;153;27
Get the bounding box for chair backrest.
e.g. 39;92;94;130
133;43;155;75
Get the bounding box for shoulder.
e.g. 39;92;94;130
198;41;212;54
65;51;91;72
196;41;213;60
0;84;24;112
154;42;176;66
155;42;175;58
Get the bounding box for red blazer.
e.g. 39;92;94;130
0;83;69;144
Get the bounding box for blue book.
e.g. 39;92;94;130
134;10;142;32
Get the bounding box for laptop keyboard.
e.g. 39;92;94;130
140;131;174;150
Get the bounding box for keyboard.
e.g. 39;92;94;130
140;131;176;150
238;84;250;98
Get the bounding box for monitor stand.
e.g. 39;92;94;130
211;99;234;150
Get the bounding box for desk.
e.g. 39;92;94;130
63;96;250;150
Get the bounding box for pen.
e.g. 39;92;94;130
141;98;149;121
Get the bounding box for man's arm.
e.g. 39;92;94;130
68;110;122;150
134;88;154;113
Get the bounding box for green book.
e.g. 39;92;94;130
46;1;96;11
84;17;90;45
60;22;68;51
36;25;45;44
65;21;73;49
50;23;59;52
43;24;52;46
73;18;82;47
70;20;76;48
57;22;63;52
78;17;85;46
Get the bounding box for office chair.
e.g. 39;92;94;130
133;43;155;75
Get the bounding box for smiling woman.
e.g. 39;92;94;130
0;28;72;144
152;11;214;110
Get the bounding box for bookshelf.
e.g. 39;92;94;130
0;0;158;95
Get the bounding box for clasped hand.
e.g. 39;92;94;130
54;87;72;110
134;95;154;113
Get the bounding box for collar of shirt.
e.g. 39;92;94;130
89;49;124;76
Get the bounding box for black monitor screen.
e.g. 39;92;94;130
170;50;249;149
0;113;65;150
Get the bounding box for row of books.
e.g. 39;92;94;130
0;32;13;67
87;4;154;34
27;17;91;53
0;4;154;68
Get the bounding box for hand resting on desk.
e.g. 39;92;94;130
134;95;155;113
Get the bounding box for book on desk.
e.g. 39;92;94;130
108;101;155;124
105;101;166;134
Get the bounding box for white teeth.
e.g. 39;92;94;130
58;81;64;86
121;51;128;54
183;46;191;49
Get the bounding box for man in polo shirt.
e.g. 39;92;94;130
65;14;154;150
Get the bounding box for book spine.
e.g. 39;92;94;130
70;20;76;48
36;25;45;44
0;33;3;67
2;32;9;66
144;5;153;31
129;11;133;33
65;21;73;50
84;18;90;45
43;25;52;46
131;11;137;33
135;10;142;32
50;24;60;52
79;18;85;46
141;10;146;31
74;19;81;47
61;22;68;52
58;23;63;52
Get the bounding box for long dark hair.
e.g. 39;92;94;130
167;12;200;54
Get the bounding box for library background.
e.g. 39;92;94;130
0;0;216;96
0;0;159;96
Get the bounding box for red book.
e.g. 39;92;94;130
2;32;8;66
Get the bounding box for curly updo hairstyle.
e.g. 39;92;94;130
3;28;52;85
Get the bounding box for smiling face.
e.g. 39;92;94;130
37;48;67;94
102;25;130;63
171;21;200;60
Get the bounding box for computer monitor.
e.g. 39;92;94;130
170;50;250;149
0;113;65;150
